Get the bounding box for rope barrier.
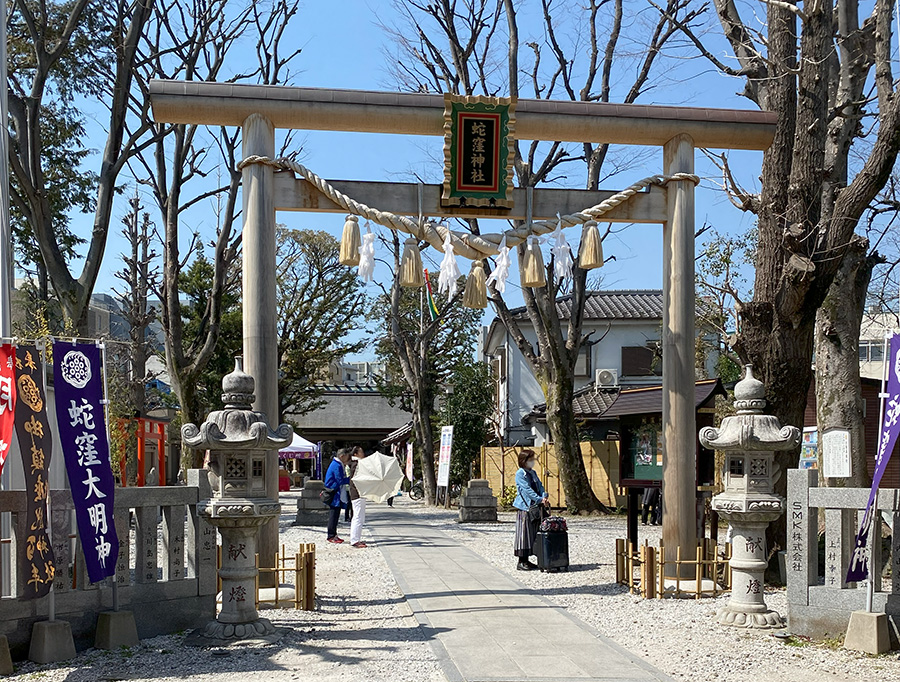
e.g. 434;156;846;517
238;155;699;260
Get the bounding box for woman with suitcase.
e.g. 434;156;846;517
512;449;549;571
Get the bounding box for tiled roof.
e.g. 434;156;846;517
509;290;663;321
526;379;725;422
602;379;724;418
381;420;413;445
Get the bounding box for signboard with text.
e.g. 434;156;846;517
821;428;851;479
442;94;515;209
437;425;453;488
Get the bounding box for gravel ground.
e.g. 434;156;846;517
410;504;899;682
7;492;443;682
8;495;898;682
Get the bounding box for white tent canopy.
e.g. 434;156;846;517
279;432;317;457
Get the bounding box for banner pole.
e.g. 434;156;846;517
868;332;892;613
39;340;56;622
98;342;120;612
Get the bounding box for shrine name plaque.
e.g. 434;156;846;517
442;94;515;209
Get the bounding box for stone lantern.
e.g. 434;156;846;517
182;358;292;640
699;366;800;629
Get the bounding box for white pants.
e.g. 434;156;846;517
350;498;366;544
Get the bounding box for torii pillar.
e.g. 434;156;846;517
241;113;279;586
662;133;697;579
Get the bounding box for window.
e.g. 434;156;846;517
574;346;592;377
621;345;661;376
860;341;886;363
728;458;744;477
252;459;264;478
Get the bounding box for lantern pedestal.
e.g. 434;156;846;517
714;513;785;628
201;505;280;640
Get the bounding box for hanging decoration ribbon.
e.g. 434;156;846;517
53;341;119;583
438;233;462;298
14;344;56;598
550;212;573;282
0;344;15;475
485;236;511;294
358;223;376;283
424;269;440;321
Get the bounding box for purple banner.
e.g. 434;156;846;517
14;345;56;598
847;334;900;582
53;342;119;584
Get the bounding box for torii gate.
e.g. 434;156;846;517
149;80;775;579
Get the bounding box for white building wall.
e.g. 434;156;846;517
485;319;663;443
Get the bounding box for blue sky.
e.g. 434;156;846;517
54;1;766;360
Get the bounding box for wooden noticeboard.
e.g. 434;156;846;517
442;94;515;209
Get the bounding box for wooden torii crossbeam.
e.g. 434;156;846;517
149;80;776;581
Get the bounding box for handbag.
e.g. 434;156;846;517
319;487;336;505
525;469;545;523
526;504;545;523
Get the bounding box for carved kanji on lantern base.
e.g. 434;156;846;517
183;358;292;640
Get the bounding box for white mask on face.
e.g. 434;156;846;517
526;460;536;470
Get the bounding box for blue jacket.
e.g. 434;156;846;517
324;458;350;508
513;467;547;511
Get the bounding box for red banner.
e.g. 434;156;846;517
0;344;16;475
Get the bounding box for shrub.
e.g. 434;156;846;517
498;485;518;509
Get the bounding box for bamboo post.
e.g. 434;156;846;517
695;545;703;599
675;545;682;598
646;546;657;599
274;551;279;606
305;544;316;610
615;539;625;585
294;550;306;611
658;541;665;597
638;545;646;596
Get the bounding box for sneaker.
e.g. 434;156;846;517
327;537;344;544
516;561;535;571
351;541;367;548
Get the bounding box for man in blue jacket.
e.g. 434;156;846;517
325;448;352;543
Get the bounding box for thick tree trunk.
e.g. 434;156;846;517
815;236;879;489
413;402;438;506
544;370;606;514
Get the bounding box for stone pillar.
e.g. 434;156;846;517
662;133;697;578
458;479;498;523
241;113;279;586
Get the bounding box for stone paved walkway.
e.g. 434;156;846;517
369;508;672;682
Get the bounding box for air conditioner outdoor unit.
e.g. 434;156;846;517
595;368;618;389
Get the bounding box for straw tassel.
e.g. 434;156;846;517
520;235;546;288
463;260;488;309
400;237;425;288
578;220;604;270
339;215;361;266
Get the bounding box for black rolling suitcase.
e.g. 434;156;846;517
534;516;569;572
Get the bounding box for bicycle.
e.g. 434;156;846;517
408;480;425;501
